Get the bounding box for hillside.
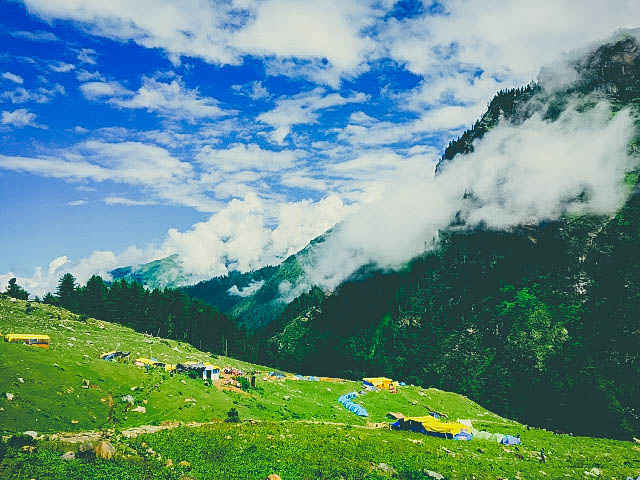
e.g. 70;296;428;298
1;297;639;479
248;32;640;441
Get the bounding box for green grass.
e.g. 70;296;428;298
3;422;639;479
1;296;639;479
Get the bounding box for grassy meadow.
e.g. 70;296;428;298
1;296;639;479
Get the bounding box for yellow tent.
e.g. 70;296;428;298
5;334;50;348
402;416;469;436
363;377;394;389
135;357;155;366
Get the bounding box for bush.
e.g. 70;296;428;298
238;377;251;391
7;434;35;449
225;407;240;423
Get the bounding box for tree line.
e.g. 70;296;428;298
4;273;250;358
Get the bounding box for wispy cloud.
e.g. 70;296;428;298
104;196;157;206
81;77;231;121
9;30;59;42
2;72;23;84
258;88;367;144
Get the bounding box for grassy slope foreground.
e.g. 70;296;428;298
0;297;639;479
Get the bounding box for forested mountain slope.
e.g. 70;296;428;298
248;32;640;439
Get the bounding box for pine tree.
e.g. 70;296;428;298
5;278;29;300
56;273;77;310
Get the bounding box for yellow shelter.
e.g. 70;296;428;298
363;377;394;390
5;334;50;348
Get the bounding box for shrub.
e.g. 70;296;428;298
7;434;35;449
225;407;240;423
238;377;250;391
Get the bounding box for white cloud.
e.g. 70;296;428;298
233;0;379;83
258;88;367;144
20;0;388;83
67;199;87;206
0;140;218;210
232;80;269;100
50;61;75;72
1;108;44;128
2;72;23;84
2;84;65;103
104;196;157;206
77;48;97;64
76;69;106;82
3;189;353;296
227;280;265;297
159;192;354;279
196;143;303;173
382;1;640;87
9;30;59;42
305;100;638;291
21;0;241;65
81;77;230;121
80;80;131;99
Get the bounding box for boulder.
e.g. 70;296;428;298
61;451;76;460
94;440;116;459
424;471;445;480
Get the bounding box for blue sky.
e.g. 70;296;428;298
1;0;638;295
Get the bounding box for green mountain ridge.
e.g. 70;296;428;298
246;32;640;440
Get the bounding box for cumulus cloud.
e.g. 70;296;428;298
382;0;640;84
0;246;149;298
232;80;269;100
304;100;638;291
20;0;386;82
1;108;44;128
159;192;353;279
234;0;380;84
6;192;353;295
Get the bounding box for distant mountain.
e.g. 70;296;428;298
110;254;191;289
184;233;328;329
110;233;330;329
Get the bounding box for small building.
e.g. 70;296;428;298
5;334;50;348
203;364;220;381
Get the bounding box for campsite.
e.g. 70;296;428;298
2;7;640;477
1;295;639;479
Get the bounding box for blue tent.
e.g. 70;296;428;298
338;392;368;417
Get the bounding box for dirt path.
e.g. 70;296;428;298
43;418;389;444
